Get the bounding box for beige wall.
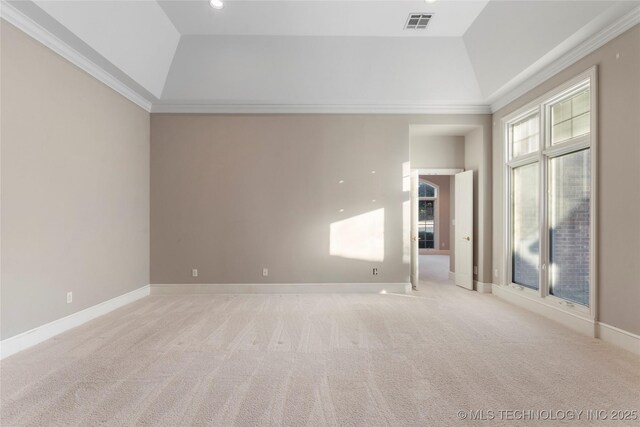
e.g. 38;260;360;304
410;135;465;169
449;175;456;273
492;25;640;335
151;114;410;284
466;127;493;284
151;114;492;285
419;175;451;251
0;22;150;339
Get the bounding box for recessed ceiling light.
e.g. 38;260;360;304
425;0;437;4
339;209;344;213
371;170;376;174
210;0;224;10
338;180;344;184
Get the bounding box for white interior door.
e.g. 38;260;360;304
410;171;419;289
455;170;473;290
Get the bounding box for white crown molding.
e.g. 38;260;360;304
0;285;150;360
0;1;153;112
0;2;492;116
151;103;492;115
151;283;411;295
489;5;640;113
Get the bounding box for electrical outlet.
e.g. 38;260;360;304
262;268;269;277
192;269;198;277
66;292;73;304
473;266;478;275
373;268;378;276
495;268;499;278
441;242;445;248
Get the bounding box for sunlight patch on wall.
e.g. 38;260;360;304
402;161;411;192
330;208;385;262
403;200;411;264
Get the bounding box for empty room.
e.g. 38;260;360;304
1;0;639;425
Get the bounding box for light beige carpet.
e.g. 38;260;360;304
1;259;639;426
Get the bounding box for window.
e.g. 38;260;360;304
551;89;590;144
511;163;539;290
509;112;540;157
504;68;595;315
419;181;436;198
549;149;591;305
418;181;437;249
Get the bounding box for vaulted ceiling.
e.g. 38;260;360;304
3;0;639;112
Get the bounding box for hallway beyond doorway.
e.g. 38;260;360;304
419;254;451;285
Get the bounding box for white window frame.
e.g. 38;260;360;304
502;67;598;321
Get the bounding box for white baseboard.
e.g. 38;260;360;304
449;271;455;281
474;280;493;294
597;322;640;355
151;283;411;295
0;285;150;360
478;284;640;355
492;284;595;337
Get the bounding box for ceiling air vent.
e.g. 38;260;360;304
404;13;433;30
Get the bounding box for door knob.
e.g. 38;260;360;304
464;236;471;241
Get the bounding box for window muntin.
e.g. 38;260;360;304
548;149;591;306
511;163;540;290
551;89;590;145
509;112;540;158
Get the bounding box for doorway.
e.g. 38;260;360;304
408;123;485;291
410;169;474;290
411;171;457;288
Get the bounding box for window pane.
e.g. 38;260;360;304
419;182;436;197
551;89;590;144
549;149;591;306
418;200;435;249
510;113;539;158
572;90;590;115
572;112;590;138
552;120;572;144
512;163;539;289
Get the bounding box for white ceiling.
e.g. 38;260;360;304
464;0;637;99
34;0;180;98
161;35;485;105
157;0;489;37
3;0;639;111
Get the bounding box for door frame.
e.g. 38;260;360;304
410;168;463;290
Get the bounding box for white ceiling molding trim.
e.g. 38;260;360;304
489;5;640;113
0;1;153;112
150;103;492;115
